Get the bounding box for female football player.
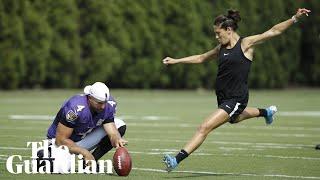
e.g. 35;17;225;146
162;8;310;171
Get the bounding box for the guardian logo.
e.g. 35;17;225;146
6;140;113;174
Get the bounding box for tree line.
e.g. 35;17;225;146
0;0;319;89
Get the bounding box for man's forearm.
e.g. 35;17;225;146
108;132;121;147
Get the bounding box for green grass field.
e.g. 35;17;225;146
0;89;320;180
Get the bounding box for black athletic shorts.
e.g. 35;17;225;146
216;91;249;123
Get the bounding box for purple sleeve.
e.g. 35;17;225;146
58;105;78;128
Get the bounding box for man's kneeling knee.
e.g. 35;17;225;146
92;125;127;160
118;125;126;137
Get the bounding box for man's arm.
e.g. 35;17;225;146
162;45;221;65
55;122;94;161
243;8;310;49
103;122;127;148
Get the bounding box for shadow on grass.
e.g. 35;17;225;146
167;171;241;179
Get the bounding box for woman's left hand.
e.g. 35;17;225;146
295;8;311;18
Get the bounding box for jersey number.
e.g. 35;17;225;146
77;105;85;112
108;101;116;107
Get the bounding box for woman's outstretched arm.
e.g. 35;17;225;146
243;8;311;49
162;45;221;65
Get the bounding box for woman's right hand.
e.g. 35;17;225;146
163;57;177;65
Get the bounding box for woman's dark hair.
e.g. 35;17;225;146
214;9;241;30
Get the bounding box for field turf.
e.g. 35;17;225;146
0;89;319;179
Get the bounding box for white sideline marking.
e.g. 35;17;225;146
0;137;315;150
7;114;320;132
8;115;178;121
151;148;179;152
129;151;213;156
216;152;320;160
132;123;320;132
8;111;320;122
133;167;320;179
149;149;320;160
231;125;320;131
0;147;29;150
1;145;320;161
128;138;315;148
127;129;320;138
130;151;320;160
127;123;320;133
0;127;48;130
1;126;320;139
142;116;173;121
118;115;178;121
219;147;252;151
0;155;29;158
278;111;320;117
214;132;320;138
0;135;44;139
2;124;320;132
9;115;54;120
211;141;315;148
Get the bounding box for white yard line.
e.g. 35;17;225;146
118;115;178;121
6;114;320;132
0;137;315;150
1;144;320;160
0;126;47;130
8;115;178;121
8;111;320;122
0;124;320;134
0;147;29;150
151;148;320;160
226;125;320;131
127;130;320;138
127;123;320;133
2;125;320;139
278;111;320;117
133;167;320;179
0;155;30;158
9;115;54;120
210;141;315;147
0;135;44;138
128;138;315;148
129;151;320;160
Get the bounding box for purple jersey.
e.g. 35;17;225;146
47;94;117;142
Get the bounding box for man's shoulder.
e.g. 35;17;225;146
54;94;90;126
65;94;87;108
63;94;90;117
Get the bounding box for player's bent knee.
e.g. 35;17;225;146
118;125;126;137
114;117;126;137
97;124;126;147
114;118;126;129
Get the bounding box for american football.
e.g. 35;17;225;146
113;147;132;176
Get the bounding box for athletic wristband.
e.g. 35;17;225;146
291;15;298;23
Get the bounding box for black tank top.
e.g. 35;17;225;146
215;38;251;99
